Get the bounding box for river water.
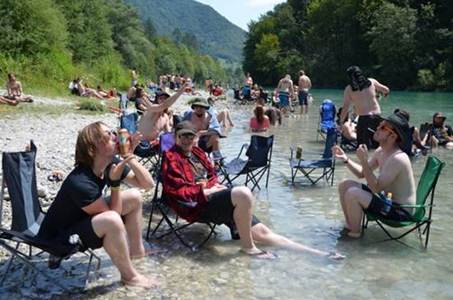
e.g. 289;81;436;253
2;90;453;299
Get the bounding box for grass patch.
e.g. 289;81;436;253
78;98;107;112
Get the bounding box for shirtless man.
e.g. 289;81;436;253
134;84;187;157
183;97;224;161
332;112;415;238
340;66;389;149
276;74;295;115
5;73;33;102
298;70;312;114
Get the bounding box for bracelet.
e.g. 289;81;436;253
111;186;121;192
344;157;349;164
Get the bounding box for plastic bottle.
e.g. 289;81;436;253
382;192;393;215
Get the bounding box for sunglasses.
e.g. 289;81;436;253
377;123;396;135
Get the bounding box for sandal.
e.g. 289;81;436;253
241;248;278;260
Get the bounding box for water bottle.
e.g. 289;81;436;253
382;192;392;215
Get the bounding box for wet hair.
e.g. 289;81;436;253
346;66;371;91
75;121;108;168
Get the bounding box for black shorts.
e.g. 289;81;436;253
362;184;413;222
61;217;103;251
134;140;159;157
356;115;381;149
200;188;260;226
298;90;308;106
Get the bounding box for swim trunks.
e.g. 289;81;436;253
356;115;381;149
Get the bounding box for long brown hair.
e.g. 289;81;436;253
254;105;265;123
75;121;108;168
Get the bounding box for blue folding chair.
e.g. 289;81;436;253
290;128;337;185
317;99;336;141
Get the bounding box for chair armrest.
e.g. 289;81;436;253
398;204;434;208
236;143;249;159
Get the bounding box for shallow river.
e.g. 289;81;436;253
2;90;453;299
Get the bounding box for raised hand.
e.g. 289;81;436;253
356;144;368;163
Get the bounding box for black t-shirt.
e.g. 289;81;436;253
38;156;130;240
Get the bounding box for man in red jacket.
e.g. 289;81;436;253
162;121;344;259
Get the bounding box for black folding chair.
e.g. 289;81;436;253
145;134;216;251
0;141;100;291
220;135;274;191
289;128;337;185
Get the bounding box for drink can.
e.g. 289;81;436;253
296;146;303;159
118;129;130;156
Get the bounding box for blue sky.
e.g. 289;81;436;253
195;0;286;31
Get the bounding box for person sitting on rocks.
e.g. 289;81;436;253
73;78;104;99
38;121;158;288
5;73;33;103
162;121;344;260
183;97;225;161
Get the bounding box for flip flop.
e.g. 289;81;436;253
242;249;278;260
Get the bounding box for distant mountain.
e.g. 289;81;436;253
124;0;246;63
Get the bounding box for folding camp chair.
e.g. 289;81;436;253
317;99;336;141
289;128;337;185
145;134;217;250
220;135;274;191
120;112;160;174
0;141;100;290
362;155;445;248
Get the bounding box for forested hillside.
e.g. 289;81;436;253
0;0;229;95
243;0;453;90
124;0;246;63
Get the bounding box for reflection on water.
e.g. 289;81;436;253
3;91;453;299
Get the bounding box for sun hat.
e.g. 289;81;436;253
189;97;210;109
380;113;411;149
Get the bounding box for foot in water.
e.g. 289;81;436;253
122;274;159;288
241;248;278;260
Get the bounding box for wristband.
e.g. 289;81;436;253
111;186;120;192
110;179;121;187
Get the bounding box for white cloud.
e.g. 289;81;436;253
246;0;286;8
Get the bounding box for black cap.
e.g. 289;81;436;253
175;121;197;136
155;91;170;102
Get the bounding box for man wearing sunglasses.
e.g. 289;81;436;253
161;121;344;260
332;112;416;238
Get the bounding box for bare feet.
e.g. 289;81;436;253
241;248;278;260
121;274;159;288
347;231;361;238
130;247;163;260
327;251;346;260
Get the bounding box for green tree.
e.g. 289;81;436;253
0;0;68;56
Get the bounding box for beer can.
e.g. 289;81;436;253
118;129;130;156
296;146;303;159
